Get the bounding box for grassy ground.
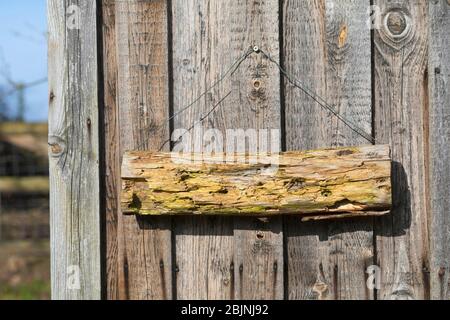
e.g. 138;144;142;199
0;240;50;300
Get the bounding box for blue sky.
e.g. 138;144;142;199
0;0;47;122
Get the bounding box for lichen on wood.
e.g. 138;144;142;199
121;145;391;220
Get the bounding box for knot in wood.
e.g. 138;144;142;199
249;78;267;105
385;10;408;37
48;135;66;157
49;91;55;103
252;79;262;90
312;281;328;300
338;24;348;48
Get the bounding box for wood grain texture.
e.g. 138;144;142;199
121;146;391;218
283;0;375;299
101;0;120;300
374;0;429;300
115;0;172;300
60;0;447;300
428;0;450;300
48;0;101;299
171;0;283;299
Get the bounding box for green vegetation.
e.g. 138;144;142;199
0;240;50;300
0;280;50;300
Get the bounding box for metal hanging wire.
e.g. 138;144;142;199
137;46;376;151
259;48;376;144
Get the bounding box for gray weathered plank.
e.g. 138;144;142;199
115;0;172;300
171;0;283;299
48;0;101;299
283;0;374;299
374;0;429;299
429;0;450;300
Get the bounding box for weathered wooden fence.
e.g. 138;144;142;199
48;0;450;300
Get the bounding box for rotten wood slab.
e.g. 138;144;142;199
121;145;391;220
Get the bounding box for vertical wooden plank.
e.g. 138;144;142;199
429;0;450;300
115;0;172;300
48;0;101;299
374;0;429;299
283;0;374;299
171;0;283;299
101;0;119;300
234;218;283;300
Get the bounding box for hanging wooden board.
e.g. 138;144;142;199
121;145;391;221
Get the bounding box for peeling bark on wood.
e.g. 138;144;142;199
121;145;391;220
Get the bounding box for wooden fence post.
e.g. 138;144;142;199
374;0;429;299
114;0;173;300
171;0;283;300
48;0;101;299
429;0;450;300
48;0;449;301
283;0;374;300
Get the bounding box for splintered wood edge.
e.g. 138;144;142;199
300;210;390;222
